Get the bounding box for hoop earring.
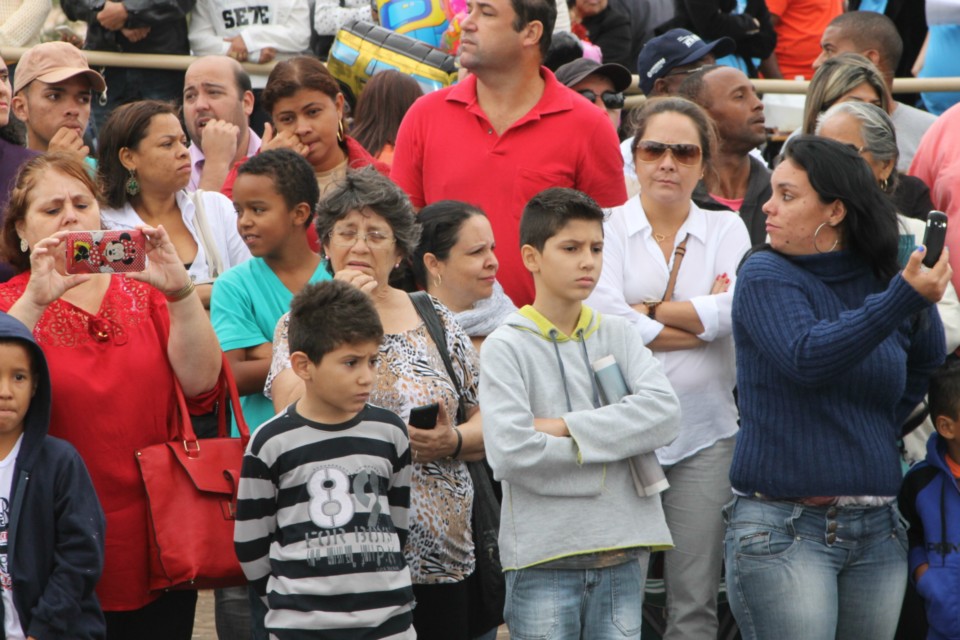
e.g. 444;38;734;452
434;273;442;289
337;120;344;143
19;238;28;253
813;222;839;254
125;169;140;197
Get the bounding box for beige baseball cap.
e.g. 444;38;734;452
14;42;106;95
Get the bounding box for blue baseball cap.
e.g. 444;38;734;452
637;29;736;96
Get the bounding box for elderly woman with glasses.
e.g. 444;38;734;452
816;100;934;223
265;167;492;640
587;96;751;640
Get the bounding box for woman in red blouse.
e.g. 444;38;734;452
0;153;222;640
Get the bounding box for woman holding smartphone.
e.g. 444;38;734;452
726;136;949;640
0;153;222;638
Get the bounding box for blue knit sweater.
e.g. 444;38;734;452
730;250;946;497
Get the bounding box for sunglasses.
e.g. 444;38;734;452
634;140;703;166
576;89;625;110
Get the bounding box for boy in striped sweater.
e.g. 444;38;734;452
234;280;414;639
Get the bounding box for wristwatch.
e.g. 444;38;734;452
647;301;662;320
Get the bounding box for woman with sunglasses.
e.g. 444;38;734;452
588;96;751;640
725;136;949;640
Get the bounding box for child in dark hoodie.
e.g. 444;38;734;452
900;361;960;640
0;312;106;640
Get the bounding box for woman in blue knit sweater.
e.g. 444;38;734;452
725;136;951;640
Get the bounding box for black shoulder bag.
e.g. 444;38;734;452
409;292;505;635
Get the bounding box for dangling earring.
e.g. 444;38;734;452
19;238;28;253
125;169;140;197
434;273;442;289
880;176;890;192
337;120;344;143
813;222;839;254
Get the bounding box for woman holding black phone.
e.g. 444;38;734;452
725;136;950;640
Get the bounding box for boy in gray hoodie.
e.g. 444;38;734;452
479;188;681;639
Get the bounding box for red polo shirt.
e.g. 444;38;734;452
392;68;627;306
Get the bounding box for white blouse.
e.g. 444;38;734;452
101;190;251;284
587;196;751;464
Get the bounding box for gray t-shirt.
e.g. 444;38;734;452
892;101;937;172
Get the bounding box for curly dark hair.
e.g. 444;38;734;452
236;149;320;227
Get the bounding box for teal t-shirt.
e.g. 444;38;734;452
211;258;331;432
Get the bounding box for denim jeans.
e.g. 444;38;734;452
723;495;908;640
504;553;649;640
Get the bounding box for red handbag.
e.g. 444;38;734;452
135;355;251;591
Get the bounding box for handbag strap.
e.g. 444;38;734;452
409;292;468;424
188;189;226;280
172;353;251;449
661;235;689;303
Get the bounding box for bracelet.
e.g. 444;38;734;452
449;427;463;460
164;280;196;302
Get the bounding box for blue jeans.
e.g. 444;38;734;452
723;495;908;640
504;554;649;640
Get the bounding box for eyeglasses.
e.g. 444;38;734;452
328;228;395;248
576;89;625;110
664;66;707;78
634;141;703;166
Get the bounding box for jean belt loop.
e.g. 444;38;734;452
785;503;803;537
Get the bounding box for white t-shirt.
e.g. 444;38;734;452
0;435;25;640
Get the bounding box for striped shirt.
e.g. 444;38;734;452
234;404;415;639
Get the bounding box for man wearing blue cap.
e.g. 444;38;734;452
637;28;736;98
621;29;735;188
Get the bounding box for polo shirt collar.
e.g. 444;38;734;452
624;196;709;245
447;66;576;125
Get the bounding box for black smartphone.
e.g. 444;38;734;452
408;403;439;429
923;211;948;268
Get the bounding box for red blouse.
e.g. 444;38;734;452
0;273;216;611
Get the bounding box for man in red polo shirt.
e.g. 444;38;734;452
391;0;627;306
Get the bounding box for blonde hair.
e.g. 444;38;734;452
802;53;891;135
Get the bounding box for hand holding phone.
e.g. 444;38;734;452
923;211;948;268
408;403;439;430
64;229;147;274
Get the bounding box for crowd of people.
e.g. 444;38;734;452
1;1;960;640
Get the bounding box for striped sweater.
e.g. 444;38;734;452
234;404;414;640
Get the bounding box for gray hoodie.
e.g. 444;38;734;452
479;304;681;570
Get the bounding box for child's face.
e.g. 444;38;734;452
0;343;36;437
233;173;307;259
296;340;381;422
525;219;604;305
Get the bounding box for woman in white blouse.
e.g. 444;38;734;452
587;96;750;640
97;100;251;308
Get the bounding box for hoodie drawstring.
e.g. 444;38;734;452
548;328;603;413
549;329;574;413
576;329;602;409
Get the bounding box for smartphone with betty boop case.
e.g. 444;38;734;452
64;229;147;274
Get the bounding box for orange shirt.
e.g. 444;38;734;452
766;0;843;79
946;451;960;479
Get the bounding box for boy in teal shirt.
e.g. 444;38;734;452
212;149;330;432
